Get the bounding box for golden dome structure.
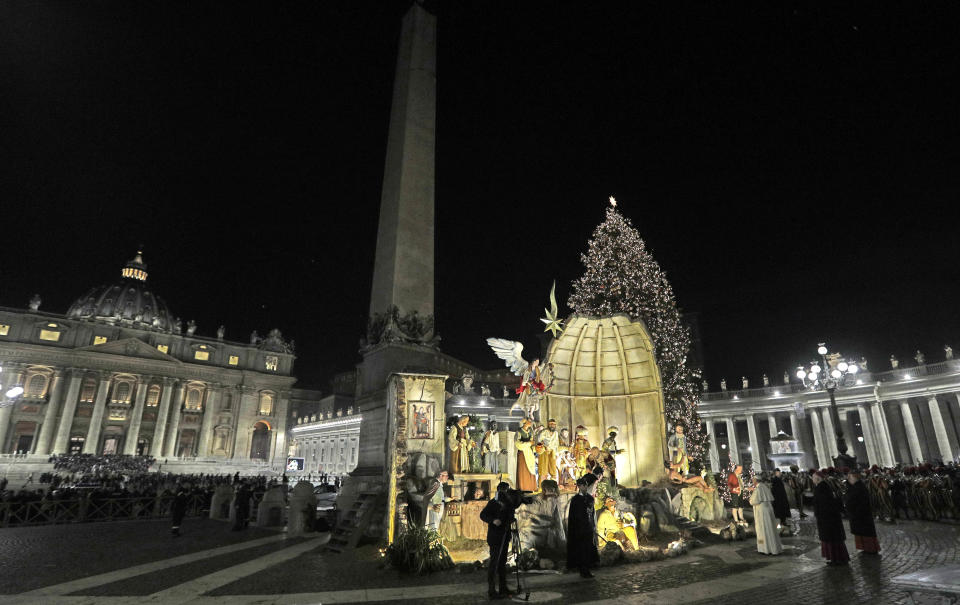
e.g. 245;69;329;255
543;313;667;487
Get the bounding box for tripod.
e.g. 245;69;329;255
509;519;530;601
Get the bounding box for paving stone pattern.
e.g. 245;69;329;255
691;519;960;605
0;517;276;594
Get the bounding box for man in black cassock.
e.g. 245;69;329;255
480;482;515;600
813;472;849;565
771;469;792;529
845;470;880;554
171;485;188;537
567;473;599;578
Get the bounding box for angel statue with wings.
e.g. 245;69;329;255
485;338;555;419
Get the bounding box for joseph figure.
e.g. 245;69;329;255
447;415;473;477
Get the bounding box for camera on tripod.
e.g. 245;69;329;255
500;488;534;509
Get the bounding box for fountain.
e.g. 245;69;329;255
767;431;804;471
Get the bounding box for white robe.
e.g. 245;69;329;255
750;482;783;554
425;483;444;531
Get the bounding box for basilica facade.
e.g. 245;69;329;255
0;252;296;468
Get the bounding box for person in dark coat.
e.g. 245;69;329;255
479;482;516;600
171;485;188;537
233;484;251;531
567;473;599;578
771;469;792;529
845;470;880;554
813;472;849;565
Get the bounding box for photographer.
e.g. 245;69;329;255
480;481;519;600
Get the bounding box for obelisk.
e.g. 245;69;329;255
368;1;436;321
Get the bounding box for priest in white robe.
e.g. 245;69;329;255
750;480;783;555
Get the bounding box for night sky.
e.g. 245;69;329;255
2;2;959;390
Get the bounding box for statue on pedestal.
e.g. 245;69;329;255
480;420;504;474
515;418;538;492
537;419;560;484
447;415;473;477
890;355;899;369
945;345;954;360
667;424;689;475
572;425;591;479
601;426;623;487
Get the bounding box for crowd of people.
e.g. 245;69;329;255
48;453;156;476
0;455;291;528
723;462;959;566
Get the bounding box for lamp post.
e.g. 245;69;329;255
0;364;25;408
795;343;858;469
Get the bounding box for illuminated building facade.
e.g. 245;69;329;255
0;252;296;469
699;359;960;472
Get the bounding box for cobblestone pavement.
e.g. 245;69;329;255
0;517;278;594
0;515;956;604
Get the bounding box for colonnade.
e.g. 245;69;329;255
701;389;960;471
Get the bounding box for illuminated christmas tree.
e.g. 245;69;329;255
568;198;708;467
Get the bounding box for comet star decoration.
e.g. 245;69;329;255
568;201;708;467
540;280;564;338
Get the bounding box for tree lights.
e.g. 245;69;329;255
568;203;707;467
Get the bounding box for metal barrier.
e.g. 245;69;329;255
0;492;218;527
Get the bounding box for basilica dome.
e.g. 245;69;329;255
65;251;177;333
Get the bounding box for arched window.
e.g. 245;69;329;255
113;382;131;403
27;374;47;398
80;380;96;402
258;392;274;416
185;388;203;411
146;385;161;406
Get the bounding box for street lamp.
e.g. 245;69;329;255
795;342;858;469
0;365;25;408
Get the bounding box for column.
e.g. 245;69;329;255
164;383;187;457
820;408;838;460
82;373;112;454
746;414;761;471
123;376;151;455
725;417;740;465
706;419;721;471
52;370;84;454
197;385;220;457
810;410;827;468
34;369;66;455
856;403;879;466
151;378;177;457
898;400;923;464
0;366;23;453
870;401;895;467
767;414;779;437
841;410;863;462
271;391;290;466
927;395;955;463
233;386;257;459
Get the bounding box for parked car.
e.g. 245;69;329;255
313;484;338;530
